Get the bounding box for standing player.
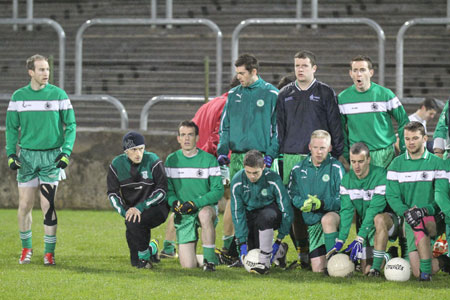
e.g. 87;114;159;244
408;98;438;135
328;142;399;276
5;54;76;265
338;55;409;168
288;130;345;273
386;121;446;280
107;132;169;269
433;100;450;159
217;53;279;180
230;150;293;274
165;121;224;271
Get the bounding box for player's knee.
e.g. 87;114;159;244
373;214;388;230
40;184;57;226
321;212;339;228
198;207;214;225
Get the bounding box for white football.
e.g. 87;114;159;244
327;253;355;277
243;248;266;273
384;257;411;282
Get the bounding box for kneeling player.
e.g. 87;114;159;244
165;121;224;271
288;130;345;273
230;150;293;274
328;142;399;276
107;132;169;268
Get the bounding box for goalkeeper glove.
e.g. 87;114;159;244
239;243;248;263
270;239;281;263
172;201;182;215
263;155;273;168
345;236;364;262
404;206;428;228
179;201;198;214
54;153;69;169
326;240;344;259
301;195;322;212
7;154;21;170
217;155;230;166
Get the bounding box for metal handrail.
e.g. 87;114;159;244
231;18;386;86
0;18;66;89
396;18;450;99
0;93;129;130
75;18;223;96
140;95;213;131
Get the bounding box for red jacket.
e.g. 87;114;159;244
192;92;228;157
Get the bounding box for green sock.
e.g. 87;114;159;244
20;230;32;249
138;249;150;261
420;258;432;274
163;240;175;254
372;250;385;271
222;235;233;250
203;246;218;265
324;232;338;253
44;235;56;254
149;240;158;256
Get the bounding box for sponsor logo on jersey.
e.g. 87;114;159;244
256;99;264;107
22;102;31;108
261;188;268;196
284;96;294;102
322;174;330;182
309;94;320;102
141;171;148;179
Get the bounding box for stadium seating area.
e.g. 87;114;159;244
0;0;449;131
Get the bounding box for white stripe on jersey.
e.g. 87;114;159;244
165;166;221;179
8;99;72;112
340;184;386;201
339;97;402;115
387;170;443;183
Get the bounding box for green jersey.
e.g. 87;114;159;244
386;149;445;217
230;168;293;243
339;165;388;242
5;83;76;156
427;158;450;222
165;149;224;208
218;77;279;159
433;100;449;151
338;83;409;155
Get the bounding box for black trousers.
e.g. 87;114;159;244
125;202;169;265
246;202;282;250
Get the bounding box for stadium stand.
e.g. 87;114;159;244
0;0;448;132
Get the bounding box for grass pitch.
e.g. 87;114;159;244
0;209;448;300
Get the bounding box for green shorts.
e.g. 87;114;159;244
405;214;446;254
17;148;63;185
230;152;279;182
369;145;395;169
282;153;308;185
307;222;325;252
174;206;218;244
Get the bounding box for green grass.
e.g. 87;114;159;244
0;209;448;300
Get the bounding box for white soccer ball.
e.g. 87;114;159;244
384;257;411;282
327;253;355;277
243;248;266;273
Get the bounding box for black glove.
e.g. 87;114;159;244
54;153;69;169
179;201;198;214
8;154;21;170
172;201;182;215
404;207;428;228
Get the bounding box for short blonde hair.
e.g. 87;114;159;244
310;130;331;146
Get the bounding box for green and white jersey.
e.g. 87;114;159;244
5;83;76;156
433;100;449;151
165;149;224;208
339;165;387;242
430;159;450;222
386;149;445;218
230;168;293;243
338;83;409;156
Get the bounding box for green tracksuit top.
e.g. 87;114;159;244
386;149;445;218
218;77;279;159
288;154;345;226
230;168;293;243
5;83;76;156
338;83;409;155
435;159;450;224
433;100;449;151
165;149;224;208
339;165;388;242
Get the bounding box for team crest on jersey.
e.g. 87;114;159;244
371;103;379;111
322;174;330;182
256;99;265;107
141;171;148;179
197;169;204;177
309;94;320;102
45;102;52;110
261;189;268;196
365;190;373;199
421;172;428;179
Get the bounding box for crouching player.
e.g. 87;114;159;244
387;121;449;280
230;150;293;274
328;142;399;276
107;132;169;269
165;121;224;271
288;130;345;273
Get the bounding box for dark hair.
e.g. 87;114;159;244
294;50;317;67
277;73;295;90
404;121;426;137
350;142;370;158
243;150;264;168
234;53;259;73
350;55;373;70
26;54;48;71
178;120;199;136
421;98;438;111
